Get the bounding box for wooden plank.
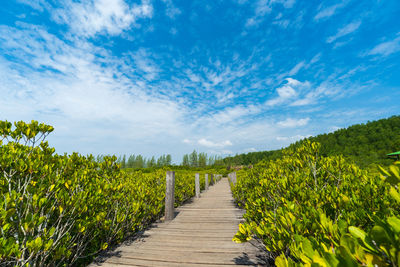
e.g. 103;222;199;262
105;253;266;266
90;178;268;267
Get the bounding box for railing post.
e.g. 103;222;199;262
165;171;175;221
195;173;200;198
205;173;209;190
210;174;214;185
232;172;237;185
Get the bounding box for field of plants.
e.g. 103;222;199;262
0;121;220;266
231;140;400;266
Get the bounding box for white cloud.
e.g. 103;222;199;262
327;20;361;43
266;78;309;106
182;139;191;144
216;92;235;103
202;105;260;126
277;117;310;127
0;23;186;156
198;138;233;148
245;0;295;28
314;3;344;21
128;48;161;81
52;0;153;37
161;0;182;19
288;61;305;76
17;0;50;11
367;36;400;57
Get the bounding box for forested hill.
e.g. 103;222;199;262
223;115;400;168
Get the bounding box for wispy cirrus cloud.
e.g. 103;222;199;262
2;0;400;161
0;22;186;155
198;138;233;148
314;2;346;21
366;35;400;57
52;0;153;37
327;20;362;44
245;0;296;27
277;117;310;127
161;0;182;19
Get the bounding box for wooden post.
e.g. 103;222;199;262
195;173;200;198
205;173;209;190
210;174;214;185
165;171;175;221
232;172;237;185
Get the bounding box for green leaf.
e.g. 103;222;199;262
389;187;400;202
370;226;390;245
45;239;54;251
348;226;366;241
34;236;42;249
387;216;400;234
322;252;340;267
275;254;289;267
389;165;400;179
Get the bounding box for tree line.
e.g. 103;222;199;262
96;150;225;169
96;154;172;168
222;115;400;168
181;150;224;167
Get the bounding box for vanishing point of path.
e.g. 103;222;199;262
91;178;268;267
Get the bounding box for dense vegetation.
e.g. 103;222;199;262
0;121;218;266
231;141;400;266
224;115;400;168
98;148;224;169
181;150;224;167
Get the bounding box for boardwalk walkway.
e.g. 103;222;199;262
91;178;268;267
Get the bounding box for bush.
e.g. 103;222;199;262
0;120;213;266
232;141;399;264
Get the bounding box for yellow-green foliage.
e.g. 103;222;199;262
0;120;212;266
275;163;400;267
231;140;399;265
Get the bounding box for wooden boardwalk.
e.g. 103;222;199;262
91;178;268;267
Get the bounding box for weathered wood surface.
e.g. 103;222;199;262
195;173;200;198
165;171;175;221
91;178;268;267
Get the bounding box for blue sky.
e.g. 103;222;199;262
1;0;400;162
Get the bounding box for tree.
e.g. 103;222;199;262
198;152;207;167
148;156;156;167
182;154;190;166
189;150;198;167
127;155;135;168
166;154;172;166
121;155;126;168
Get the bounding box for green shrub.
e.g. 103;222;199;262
275;163;400;267
232;141;398;263
0;120;214;266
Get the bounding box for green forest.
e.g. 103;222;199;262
223;115;400;168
